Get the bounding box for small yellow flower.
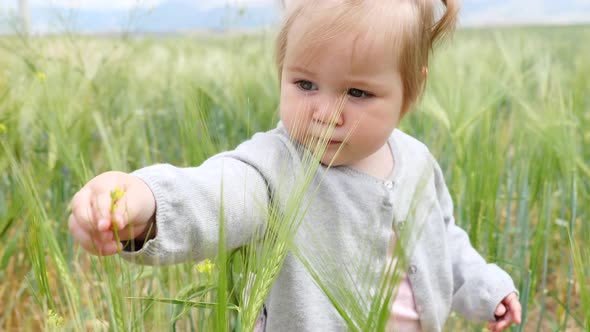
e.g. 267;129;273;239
109;186;127;239
47;309;64;328
197;259;215;274
35;71;47;81
110;186;126;214
110;186;125;202
0;123;6;134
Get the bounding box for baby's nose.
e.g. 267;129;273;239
311;95;344;126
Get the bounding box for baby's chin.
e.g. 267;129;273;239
319;159;341;167
289;135;351;166
318;152;348;167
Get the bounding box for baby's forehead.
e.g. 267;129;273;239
284;2;411;68
286;22;399;74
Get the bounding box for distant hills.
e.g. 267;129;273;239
4;1;280;34
2;0;590;34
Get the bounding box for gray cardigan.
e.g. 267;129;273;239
122;125;517;331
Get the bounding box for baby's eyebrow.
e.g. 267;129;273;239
287;66;315;77
344;77;383;91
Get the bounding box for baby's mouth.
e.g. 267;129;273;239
306;134;343;147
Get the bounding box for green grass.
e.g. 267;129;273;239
0;25;589;331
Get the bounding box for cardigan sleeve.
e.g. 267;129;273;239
119;158;269;265
431;156;518;322
120;132;294;265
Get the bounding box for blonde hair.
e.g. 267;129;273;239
275;0;459;114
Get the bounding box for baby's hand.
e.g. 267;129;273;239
487;292;522;332
68;171;156;256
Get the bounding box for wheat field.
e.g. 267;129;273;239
0;25;589;331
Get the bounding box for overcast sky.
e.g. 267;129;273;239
4;0;590;26
23;0;275;10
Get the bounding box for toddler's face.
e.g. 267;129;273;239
279;23;405;167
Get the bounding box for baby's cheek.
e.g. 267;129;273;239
281;111;312;141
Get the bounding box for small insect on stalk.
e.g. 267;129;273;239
109;186;126;251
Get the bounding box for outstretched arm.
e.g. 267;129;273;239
120;156;270;265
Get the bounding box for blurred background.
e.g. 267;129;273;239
2;0;590;34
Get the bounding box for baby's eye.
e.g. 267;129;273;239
348;88;372;98
296;80;318;91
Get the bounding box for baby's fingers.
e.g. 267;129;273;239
91;192;115;232
107;189;138;242
71;187;97;232
92;187;129;232
507;297;522;324
488;323;501;332
494;303;507;317
110;190;130;231
69;215;121;255
487;312;515;332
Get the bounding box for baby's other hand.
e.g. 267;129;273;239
487;292;521;332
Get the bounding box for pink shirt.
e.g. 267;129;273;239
386;232;422;332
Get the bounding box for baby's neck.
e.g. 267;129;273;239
349;142;394;180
